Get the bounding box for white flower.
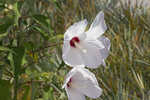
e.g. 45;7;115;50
62;11;110;68
62;66;102;100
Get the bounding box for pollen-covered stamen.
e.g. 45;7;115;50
70;37;80;48
67;78;72;88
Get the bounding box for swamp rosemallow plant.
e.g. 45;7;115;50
62;66;102;100
62;11;110;100
62;11;110;68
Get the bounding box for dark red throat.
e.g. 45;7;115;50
67;78;72;88
70;37;80;48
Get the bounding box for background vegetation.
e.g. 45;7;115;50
0;0;150;100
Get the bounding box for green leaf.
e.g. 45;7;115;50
0;32;8;39
31;82;38;100
0;79;11;100
0;18;13;33
13;2;21;26
22;86;30;100
34;26;49;40
48;88;54;100
0;46;13;52
48;34;64;42
13;47;25;75
32;14;49;27
43;88;54;100
38;59;53;72
8;52;14;69
17;1;24;12
12;47;25;100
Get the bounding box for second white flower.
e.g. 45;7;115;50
62;66;102;100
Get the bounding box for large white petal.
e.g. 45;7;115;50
63;65;86;88
62;45;84;66
72;67;102;98
81;67;99;85
62;40;70;57
98;36;110;59
80;85;102;99
99;36;110;51
65;88;85;100
64;19;88;40
62;67;79;88
80;40;105;68
86;11;107;39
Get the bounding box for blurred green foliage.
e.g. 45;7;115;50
0;0;150;100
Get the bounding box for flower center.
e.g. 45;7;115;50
70;37;80;48
67;78;72;88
